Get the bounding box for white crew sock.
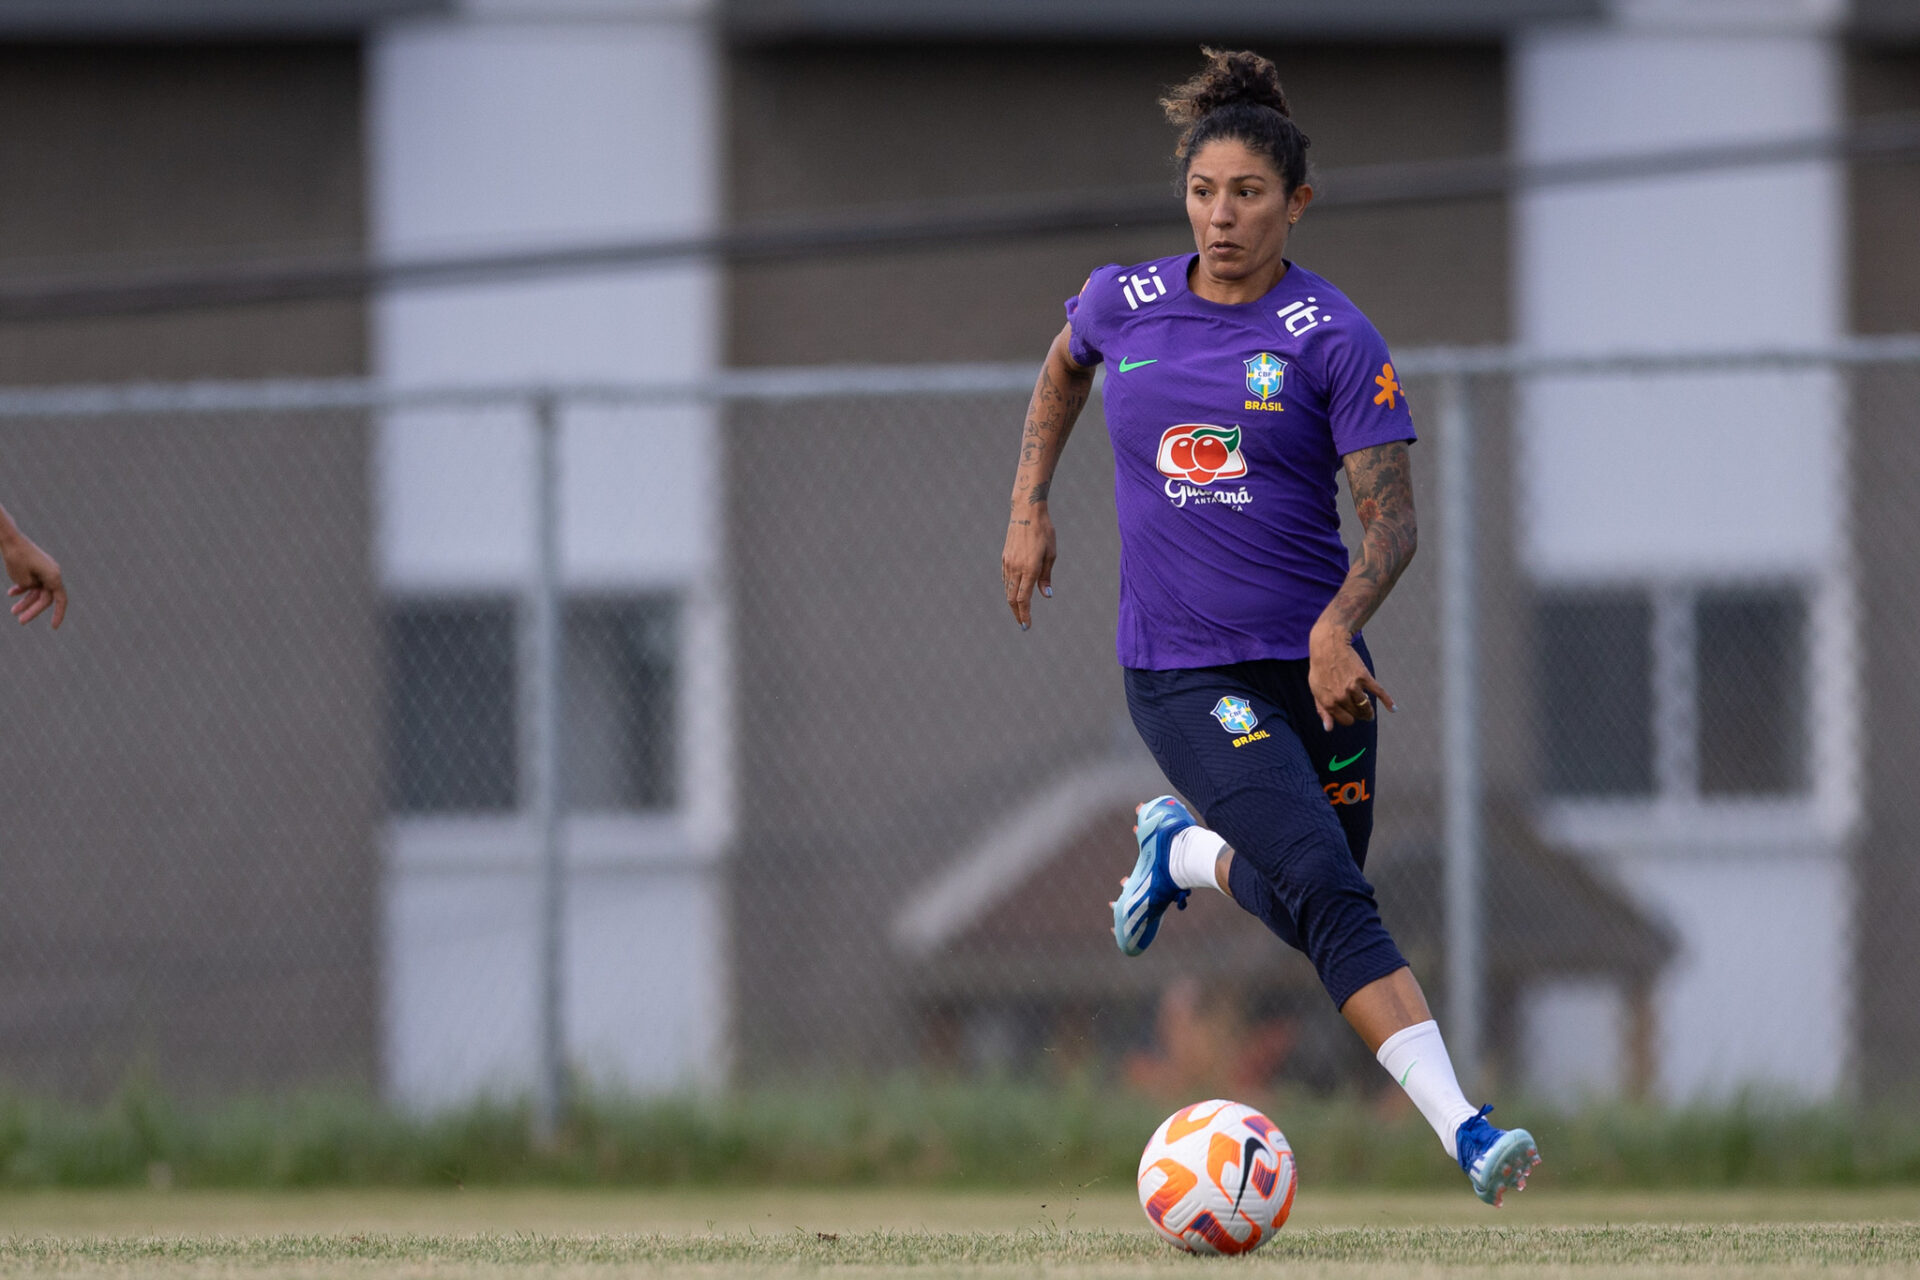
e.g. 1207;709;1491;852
1168;825;1228;893
1375;1019;1481;1160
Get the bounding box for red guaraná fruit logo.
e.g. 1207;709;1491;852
1157;424;1247;486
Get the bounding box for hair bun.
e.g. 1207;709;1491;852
1161;47;1290;129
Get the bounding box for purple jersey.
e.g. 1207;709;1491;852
1065;254;1416;668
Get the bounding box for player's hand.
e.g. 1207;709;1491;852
1001;505;1057;631
2;529;67;629
1309;624;1390;730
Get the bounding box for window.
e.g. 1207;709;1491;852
386;593;680;816
563;597;678;812
1696;589;1806;797
1537;592;1654;797
1537;583;1808;804
386;599;519;813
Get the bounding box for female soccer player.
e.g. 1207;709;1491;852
999;48;1537;1206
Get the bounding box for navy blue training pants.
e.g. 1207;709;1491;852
1123;643;1408;1009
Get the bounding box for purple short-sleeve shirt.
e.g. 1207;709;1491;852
1065;254;1416;668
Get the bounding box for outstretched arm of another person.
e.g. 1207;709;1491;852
1309;440;1416;728
0;503;67;629
1001;323;1094;630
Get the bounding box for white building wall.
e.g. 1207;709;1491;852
368;0;729;1108
1513;7;1852;1101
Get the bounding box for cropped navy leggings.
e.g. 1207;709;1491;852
1123;643;1407;1009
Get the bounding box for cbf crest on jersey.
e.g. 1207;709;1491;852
1211;696;1259;735
1244;353;1286;413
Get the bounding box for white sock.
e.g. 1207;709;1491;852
1375;1020;1480;1160
1168;825;1228;893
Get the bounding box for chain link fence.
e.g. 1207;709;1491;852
0;342;1914;1113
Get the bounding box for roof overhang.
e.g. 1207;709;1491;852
0;0;449;37
728;0;1604;44
1855;0;1920;41
892;756;1169;960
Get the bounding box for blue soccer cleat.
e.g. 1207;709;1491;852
1112;795;1194;956
1456;1105;1540;1207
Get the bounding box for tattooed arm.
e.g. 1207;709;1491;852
1001;322;1094;630
1308;440;1418;728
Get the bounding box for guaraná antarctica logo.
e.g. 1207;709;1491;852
1157;424;1247;485
1243;352;1286;412
1157;423;1252;510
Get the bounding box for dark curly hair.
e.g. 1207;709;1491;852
1161;47;1310;193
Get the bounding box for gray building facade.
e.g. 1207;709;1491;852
0;0;1917;1102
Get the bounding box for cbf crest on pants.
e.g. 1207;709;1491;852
1211;695;1259;735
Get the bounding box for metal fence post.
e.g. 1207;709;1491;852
1437;370;1483;1087
530;390;568;1141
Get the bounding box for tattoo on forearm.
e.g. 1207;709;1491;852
1018;369;1066;466
1324;442;1418;635
1013;354;1090;505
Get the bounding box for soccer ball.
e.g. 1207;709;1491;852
1136;1099;1297;1255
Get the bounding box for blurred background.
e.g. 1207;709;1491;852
0;0;1917;1149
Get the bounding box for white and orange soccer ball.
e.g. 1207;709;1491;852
1136;1099;1297;1256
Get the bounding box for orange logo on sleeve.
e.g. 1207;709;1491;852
1372;362;1400;409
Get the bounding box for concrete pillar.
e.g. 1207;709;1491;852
1512;2;1853;1101
368;0;730;1107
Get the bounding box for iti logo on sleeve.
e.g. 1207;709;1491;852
1243;353;1286;412
1211;696;1259;735
1121;265;1168;311
1275;296;1330;335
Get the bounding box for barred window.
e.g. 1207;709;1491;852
1537;591;1654;798
563;596;678;812
386;594;679;815
1538;583;1808;804
1696;588;1806;797
386;598;519;814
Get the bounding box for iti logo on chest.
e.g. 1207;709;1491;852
1243;353;1286;412
1212;696;1260;735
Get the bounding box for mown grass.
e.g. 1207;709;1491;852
2;1223;1918;1276
3;1078;1920;1191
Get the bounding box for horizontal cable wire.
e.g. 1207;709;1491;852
1;115;1917;322
3;337;1920;418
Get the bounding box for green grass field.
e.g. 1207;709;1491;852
11;1082;1920;1191
2;1188;1916;1277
